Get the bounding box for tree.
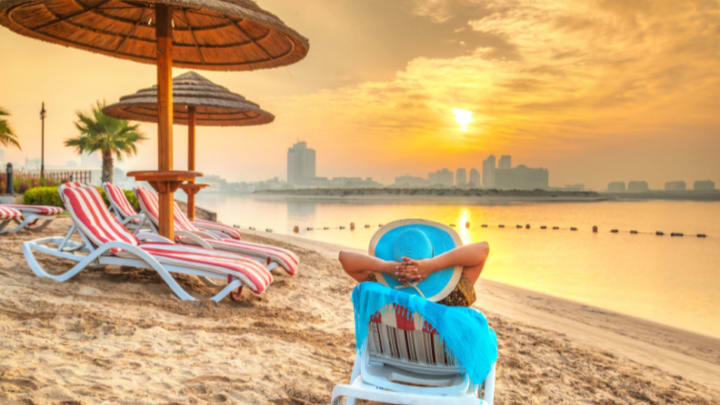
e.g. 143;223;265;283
65;101;146;183
0;107;21;149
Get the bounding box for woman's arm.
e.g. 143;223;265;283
398;242;490;284
338;250;401;282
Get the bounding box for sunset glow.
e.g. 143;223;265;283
452;108;474;131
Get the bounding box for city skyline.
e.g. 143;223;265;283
1;0;718;190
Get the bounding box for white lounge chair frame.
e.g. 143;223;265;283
331;310;496;405
0;208;58;234
102;183;154;234
22;184;272;301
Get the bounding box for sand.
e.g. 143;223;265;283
1;217;719;404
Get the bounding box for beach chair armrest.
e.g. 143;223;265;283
137;232;173;244
176;230;214;249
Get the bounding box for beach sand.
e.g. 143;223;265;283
1;217;719;404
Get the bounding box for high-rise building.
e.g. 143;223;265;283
693;180;715;191
468;168;480;187
428;168;453;187
287;141;316;186
499;155;512;169
608;182;626;192
664;181;686;191
455;168;467;187
482;155;496;188
0;149;4;165
628;181;649;192
495;165;549;190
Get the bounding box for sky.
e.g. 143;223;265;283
0;0;718;190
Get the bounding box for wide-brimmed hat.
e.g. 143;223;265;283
369;219;462;302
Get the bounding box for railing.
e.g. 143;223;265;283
0;169;93;194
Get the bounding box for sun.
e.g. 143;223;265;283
452;108;474;131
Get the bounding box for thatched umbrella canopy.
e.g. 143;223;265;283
104;70;274;219
0;0;308;239
0;0;309;70
103;71;274;126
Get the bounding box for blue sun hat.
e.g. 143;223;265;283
369;219;462;302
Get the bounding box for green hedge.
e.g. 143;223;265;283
23;186;140;212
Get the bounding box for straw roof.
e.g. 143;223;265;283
0;0;309;70
103;71;274;126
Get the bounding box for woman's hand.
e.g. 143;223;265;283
396;257;436;282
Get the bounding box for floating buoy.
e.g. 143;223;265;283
323;226;329;230
449;223;456;227
671;232;683;237
364;224;370;228
465;222;470;229
499;224;505;228
265;228;273;233
610;229;618;233
592;225;598;233
656;231;664;236
481;224;488;228
350;222;355;231
540;225;547;230
697;233;707;238
552;226;559;230
525;224;530;229
306;226;313;231
379;224;384;227
293;226;299;233
233;224;240;229
249;226;256;231
570;227;578;231
630;230;638;234
516;224;523;229
339;226;345;230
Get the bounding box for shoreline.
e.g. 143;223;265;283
1;218;718;403
240;228;720;390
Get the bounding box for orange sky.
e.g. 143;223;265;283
0;0;718;189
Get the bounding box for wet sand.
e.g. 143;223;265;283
1;217;718;404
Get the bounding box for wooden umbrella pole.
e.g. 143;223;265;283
156;3;174;239
187;105;197;220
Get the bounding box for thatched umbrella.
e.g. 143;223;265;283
0;0;308;239
103;70;274;220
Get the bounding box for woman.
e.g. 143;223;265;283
339;239;490;307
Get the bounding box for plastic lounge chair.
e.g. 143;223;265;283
22;183;273;301
102;182;152;233
134;186;299;276
0;203;64;234
331;303;497;405
0;205;23;233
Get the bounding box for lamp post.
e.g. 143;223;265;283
40;102;46;180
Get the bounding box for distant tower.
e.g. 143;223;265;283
482;155;496;188
499;155;511;169
455;168;467;187
468;168;480;187
287;141;316;186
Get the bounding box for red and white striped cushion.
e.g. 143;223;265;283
61;184;139;249
5;204;64;216
193;218;243;240
130;242;272;294
203;238;299;275
103;182;138;218
0;205;22;220
136;186;299;275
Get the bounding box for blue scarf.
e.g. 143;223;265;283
351;282;498;385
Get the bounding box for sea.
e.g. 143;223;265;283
195;193;720;339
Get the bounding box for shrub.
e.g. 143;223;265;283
22;185;140;212
23;186;63;207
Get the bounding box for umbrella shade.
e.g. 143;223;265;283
0;0;309;71
103;71;274;126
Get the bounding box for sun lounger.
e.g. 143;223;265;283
0;203;64;234
134;186;299;275
22;183;273;301
332;283;497;405
102;182;151;233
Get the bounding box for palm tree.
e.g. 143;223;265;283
0;107;21;149
65;101;146;183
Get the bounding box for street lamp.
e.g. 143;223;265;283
40;102;46;180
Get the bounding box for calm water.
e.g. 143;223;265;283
195;194;720;338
